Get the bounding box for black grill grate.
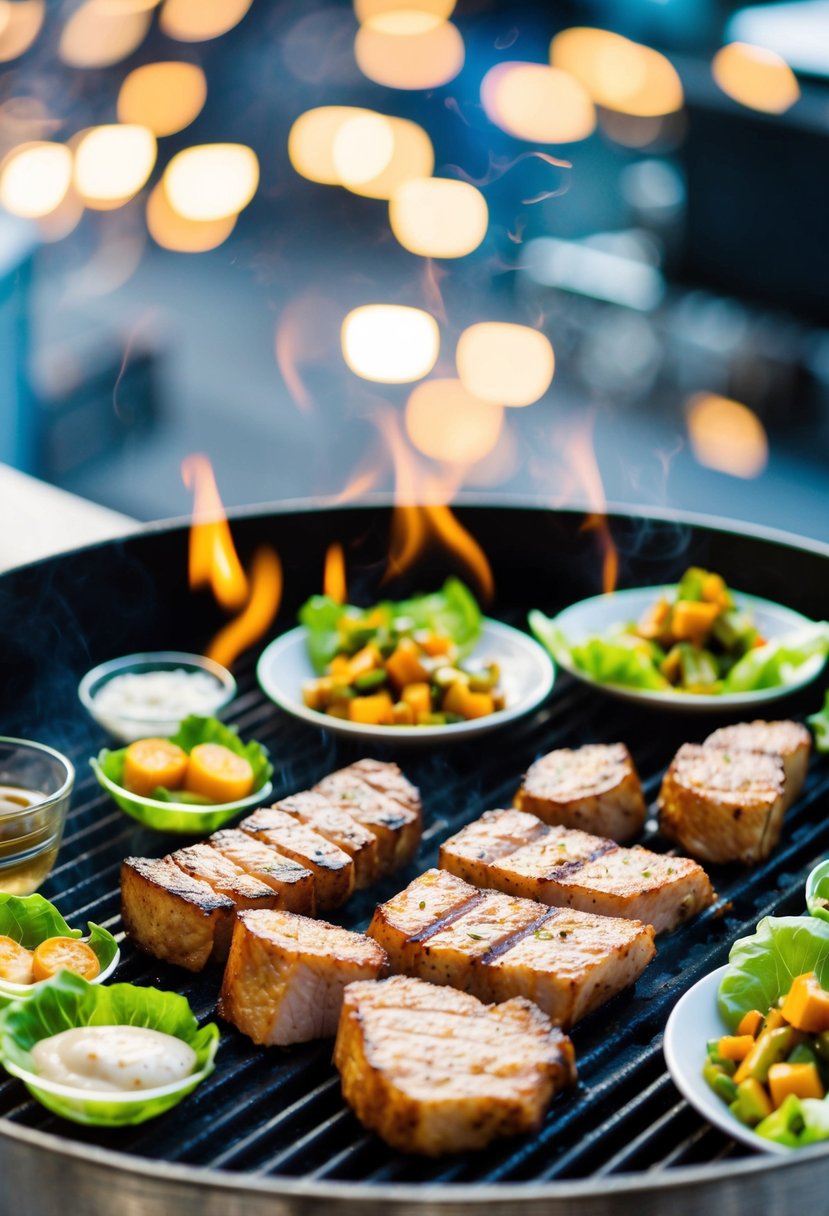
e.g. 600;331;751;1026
2;639;829;1186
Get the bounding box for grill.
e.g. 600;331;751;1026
2;500;828;1216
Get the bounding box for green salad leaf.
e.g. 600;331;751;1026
717;916;829;1031
721;623;829;693
808;692;829;753
0;894;118;978
529;610;669;691
756;1094;829;1148
0;972;219;1125
300;577;482;674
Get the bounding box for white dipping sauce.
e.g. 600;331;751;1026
94;669;223;721
32;1025;197;1093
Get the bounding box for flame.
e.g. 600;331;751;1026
566;425;619;594
205;548;283;669
324;543;347;604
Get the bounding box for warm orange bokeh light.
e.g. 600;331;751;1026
0;0;44;61
342;305;440;383
481;62;596;143
146;180;237;252
332;112;394;187
163;144;259;222
565;426;618;595
159;0;253;42
355;16;464;90
288;107;373;186
288;107;433;199
118;61;207;136
406;379;503;464
59;0;151;67
0;142;72;219
686;393;769;479
456;323;555;407
73;124;156;209
354;0;455;19
551;27;683;117
711;42;799;114
348;116;434;200
389;177;488;258
324;542;347;604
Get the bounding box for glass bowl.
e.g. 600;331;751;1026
0;739;74;896
78;651;237;743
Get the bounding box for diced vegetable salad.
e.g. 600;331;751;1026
299;578;505;727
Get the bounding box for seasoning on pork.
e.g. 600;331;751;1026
704;719;810;810
514;743;647;842
240;807;355;911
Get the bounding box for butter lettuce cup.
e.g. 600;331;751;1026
0;893;119;1006
90;714;273;833
806;860;829;924
0;972;219;1125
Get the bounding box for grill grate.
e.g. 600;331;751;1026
2;638;828;1187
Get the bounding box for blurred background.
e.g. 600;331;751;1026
1;0;828;541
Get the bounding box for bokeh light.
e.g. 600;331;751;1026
59;0;151;68
346;116;434;199
118;62;207;136
163;144;259;221
711;42;799;114
456;323;555;407
481;62;596;143
159;0;253;42
354;0;455;19
389;177;488;258
686;393;768;479
551;27;683;117
73;124;156;209
288;107;434;199
332;112;394;187
406;379;503;464
146;180;236;252
289;107;372;186
354;15;464;90
0;142;72;219
342;305;439;383
0;0;44;62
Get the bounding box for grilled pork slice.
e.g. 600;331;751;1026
219;910;388;1045
658;743;787;864
439;808;714;933
240;807;354;911
704;720;811;810
335;975;576;1155
368;869;655;1029
171;843;282;913
515;743;647;842
209;829;316;915
121;856;235;971
314;762;422;875
276;791;379;888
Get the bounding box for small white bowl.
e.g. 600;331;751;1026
79;652;236;743
257;619;555;746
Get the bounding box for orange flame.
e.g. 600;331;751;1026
566;427;619;594
181;454;282;667
324;542;347;603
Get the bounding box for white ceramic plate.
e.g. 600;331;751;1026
549;586;825;712
663;965;788;1155
256;620;555;746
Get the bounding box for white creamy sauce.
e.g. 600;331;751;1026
32;1025;197;1093
94;669;223;720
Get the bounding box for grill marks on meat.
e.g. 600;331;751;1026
209;830;316;914
514;744;647;842
313;762;422;874
275;791;379;888
335;975;576;1155
368;869;655;1029
658;743;787;864
439;808;715;933
703;720;811;811
219;910;388;1046
120;857;235;972
240;808;356;912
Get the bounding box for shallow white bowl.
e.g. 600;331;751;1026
257;620;555;746
663;965;788;1155
550;586;825;712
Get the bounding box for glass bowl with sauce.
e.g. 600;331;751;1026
78;651;237;743
0;739;75;896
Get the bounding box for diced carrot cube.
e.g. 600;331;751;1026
701;573;729;607
737;1010;764;1038
717;1034;756;1062
392;701;415;725
348;691;394;725
385;639;429;689
347;644;382;680
637;597;670;640
443;683;494;720
328;655;351;677
768;1062;825;1106
671;599;721;645
781;972;829;1033
420;634;453;657
402;682;432;717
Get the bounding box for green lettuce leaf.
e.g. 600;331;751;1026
805;859;829;923
722;623;829;692
756;1094;829;1147
808;692;829;753
717;916;829;1031
529;610;668;691
0;894;118;975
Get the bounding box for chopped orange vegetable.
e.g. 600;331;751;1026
123;738;188;797
347;644;382;680
303;677;334;711
31;937;100;982
0;936;34;985
444;683;495;720
637;597;670;640
402;682;431;717
717;1034;756;1062
392;701;415;725
768;1062;825;1106
737;1010;764;1038
781;972;829;1033
419;634;452;657
348;691;394;725
385;638;429;690
761;1007;787;1033
701;572;729;607
328;655;351;677
670;599;721;645
184;743;254;803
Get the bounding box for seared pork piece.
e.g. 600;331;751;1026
515;744;646;842
219;910;388;1045
335;975;576;1155
439;808;714;933
171;843;281;913
704;720;811;810
314;763;422;874
368;869;655;1028
277;791;379;888
345;759;422;816
240;807;354;911
658;743;787;864
209;829;316;915
121;856;235;971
